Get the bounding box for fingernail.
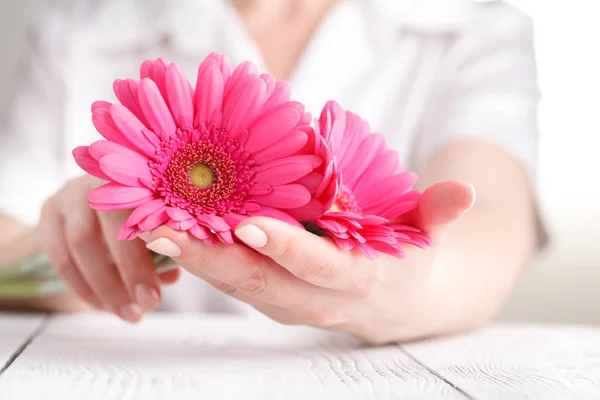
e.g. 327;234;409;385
139;232;150;242
146;238;181;257
135;283;160;310
119;303;143;323
235;225;268;248
463;184;477;214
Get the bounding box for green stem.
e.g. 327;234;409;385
0;252;178;298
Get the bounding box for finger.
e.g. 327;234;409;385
99;210;162;311
63;206;142;323
145;227;347;324
397;180;476;239
192;267;340;328
234;217;384;296
159;268;181;284
39;201;103;309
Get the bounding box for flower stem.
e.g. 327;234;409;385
0;252;178;298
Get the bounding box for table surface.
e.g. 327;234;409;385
1;313;599;400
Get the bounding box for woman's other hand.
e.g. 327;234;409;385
38;175;179;322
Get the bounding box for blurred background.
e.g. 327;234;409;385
0;1;597;324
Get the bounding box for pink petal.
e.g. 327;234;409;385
92;101;111;112
359;215;389;225
88;183;154;209
355;172;417;207
72;146;110;180
343;134;387;189
223;213;247;230
222;76;267;137
195;214;230;232
329;235;356;250
117;224;143;241
91;199;155;212
243;202;261;212
245;106;301;153
217;230;234;244
355;242;378;260
194;63;224;126
113;79;148;127
251;130;309;164
224;61;257;103
196;53;230;88
139;78;176;140
88;140;148;162
369;197;418;220
126;199;166;227
259;73;276;102
285;198;325;222
140;58;170;101
166;207;193;221
295;172;323;194
92;108;132;148
316;161;338;198
370;241;405;259
139;207;169;231
180;219;199;231
249;184;311;209
254;155;322;186
317;218;349;234
248;207;303;228
110;104;160;157
166;63;194;128
248;184;272;196
262;81;292;112
189;224;210;240
167;218;198;231
99;153;151;187
333;109;368;169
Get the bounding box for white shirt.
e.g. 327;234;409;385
0;0;540;312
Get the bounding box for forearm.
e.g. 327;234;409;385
415;207;536;339
400;141;539;339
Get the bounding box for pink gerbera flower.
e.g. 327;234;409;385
73;53;322;245
309;101;431;259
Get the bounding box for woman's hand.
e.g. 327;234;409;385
38;175;180;322
143;180;475;344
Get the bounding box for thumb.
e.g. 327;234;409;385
400;180;476;242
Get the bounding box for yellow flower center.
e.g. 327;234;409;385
189;163;216;189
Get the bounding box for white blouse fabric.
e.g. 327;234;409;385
0;0;540;312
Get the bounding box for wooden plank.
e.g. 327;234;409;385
0;313;464;400
0;313;46;374
404;324;600;400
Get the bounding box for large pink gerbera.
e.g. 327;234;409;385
308;101;431;259
73;53;322;245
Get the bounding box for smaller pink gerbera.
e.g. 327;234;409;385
73;54;322;245
309;101;431;259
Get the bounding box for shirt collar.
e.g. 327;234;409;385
372;0;498;33
83;0;493;49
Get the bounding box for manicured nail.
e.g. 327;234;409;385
135;283;160;310
120;303;143;323
235;225;268;248
464;184;477;214
146;238;181;257
139;232;150;242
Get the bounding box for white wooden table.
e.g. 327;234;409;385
1;313;599;400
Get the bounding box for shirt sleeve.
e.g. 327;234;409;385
412;3;540;180
411;3;548;247
0;6;71;227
